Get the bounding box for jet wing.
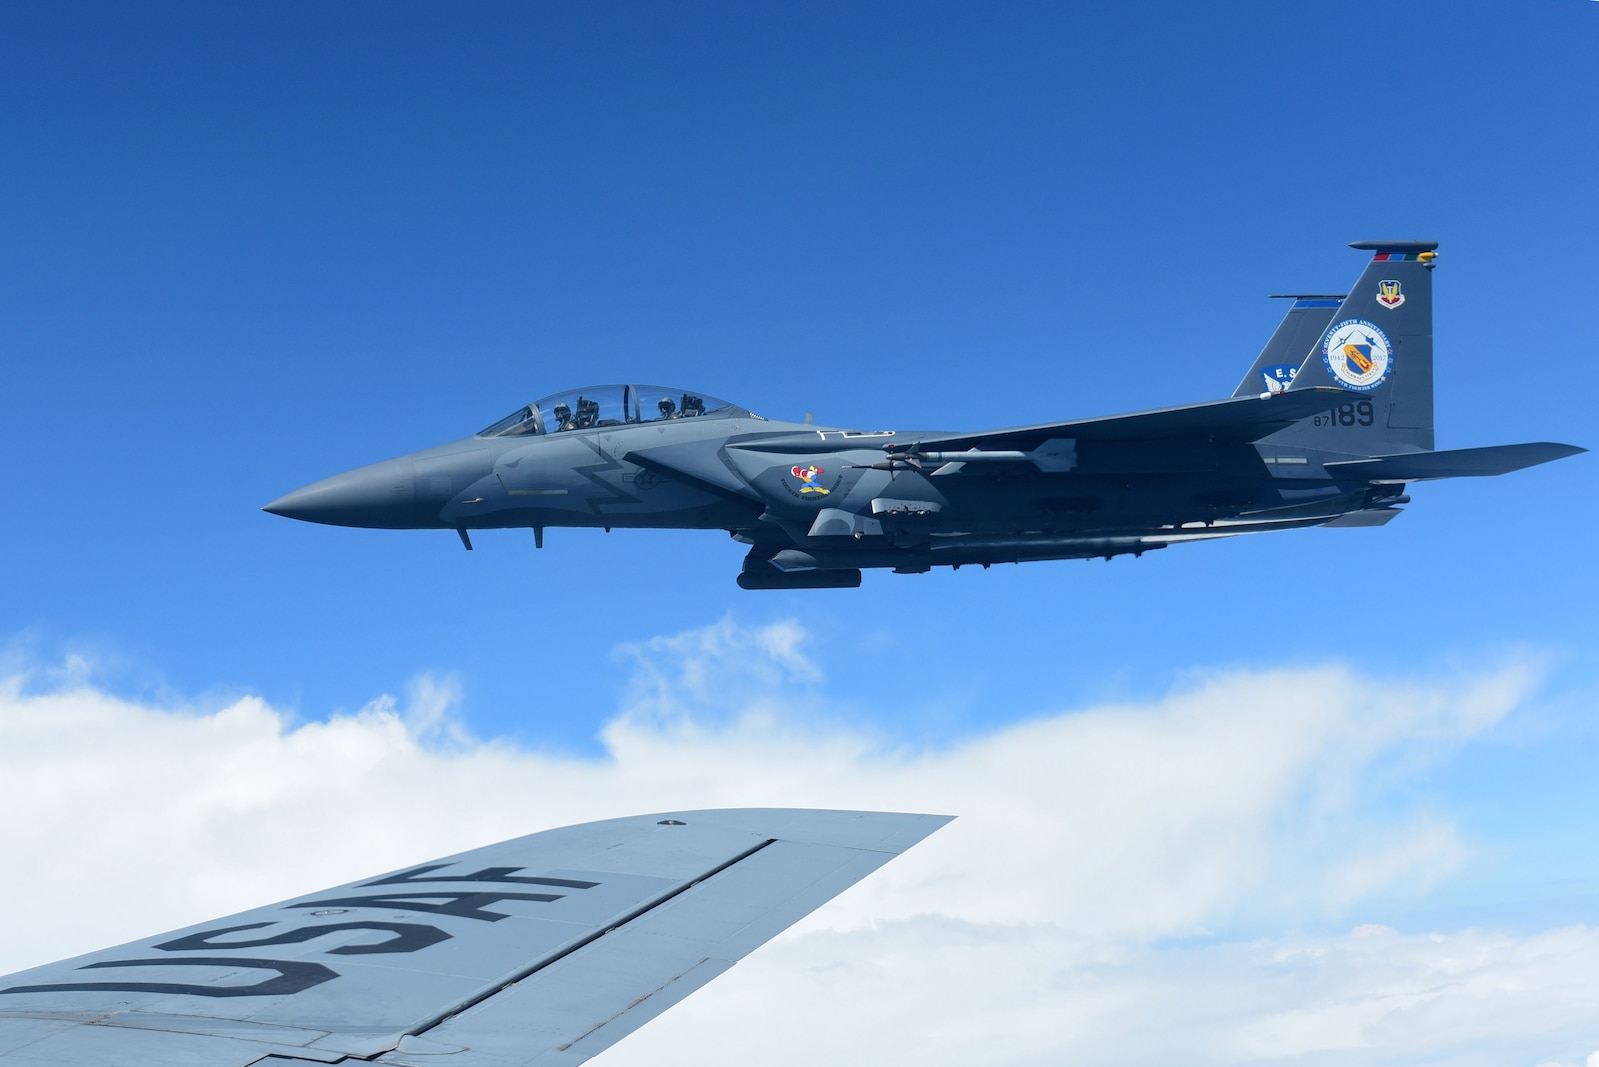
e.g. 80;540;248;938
903;387;1350;452
0;808;949;1066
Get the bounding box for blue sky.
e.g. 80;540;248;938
2;3;1597;1063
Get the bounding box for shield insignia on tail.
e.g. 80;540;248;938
1322;319;1393;391
1376;279;1405;309
1323;326;1387;396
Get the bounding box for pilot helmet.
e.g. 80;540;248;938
658;397;675;415
554;402;572;419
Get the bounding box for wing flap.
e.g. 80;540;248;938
0;1021;281;1066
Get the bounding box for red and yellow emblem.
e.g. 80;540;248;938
1321;319;1393;392
1376;279;1405;309
791;465;830;494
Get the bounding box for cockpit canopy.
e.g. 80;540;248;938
478;384;752;438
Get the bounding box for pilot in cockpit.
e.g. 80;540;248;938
658;397;677;420
553;402;577;432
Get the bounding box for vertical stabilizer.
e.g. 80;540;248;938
1232;296;1343;398
1277;240;1437;454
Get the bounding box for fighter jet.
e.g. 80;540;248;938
265;241;1583;589
0;807;948;1064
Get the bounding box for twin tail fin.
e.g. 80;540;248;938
1268;240;1438;454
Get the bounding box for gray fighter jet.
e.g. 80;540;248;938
265;241;1583;589
0;807;948;1064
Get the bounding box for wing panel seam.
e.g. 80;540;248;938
402;837;778;1043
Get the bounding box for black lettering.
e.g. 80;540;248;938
1338;403;1356;427
1356;399;1374;426
291;890;563;923
365;864;598;890
0;957;336;999
157;920;450;956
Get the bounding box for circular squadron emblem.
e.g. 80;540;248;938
1321;319;1393;392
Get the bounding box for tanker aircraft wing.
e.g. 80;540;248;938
0;808;949;1066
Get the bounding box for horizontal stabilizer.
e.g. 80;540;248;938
1325;442;1585;481
1322;507;1404;527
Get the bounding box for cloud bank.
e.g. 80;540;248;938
0;621;1594;1066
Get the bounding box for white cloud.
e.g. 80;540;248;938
631;919;1599;1067
610;614;826;722
0;623;1592;1066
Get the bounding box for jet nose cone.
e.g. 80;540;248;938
263;458;418;528
261;494;297;518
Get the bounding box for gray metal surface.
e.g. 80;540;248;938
1230;295;1342;398
263;242;1584;586
0;808;950;1066
1324;442;1586;481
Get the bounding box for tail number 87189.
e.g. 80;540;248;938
1313;400;1375;428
